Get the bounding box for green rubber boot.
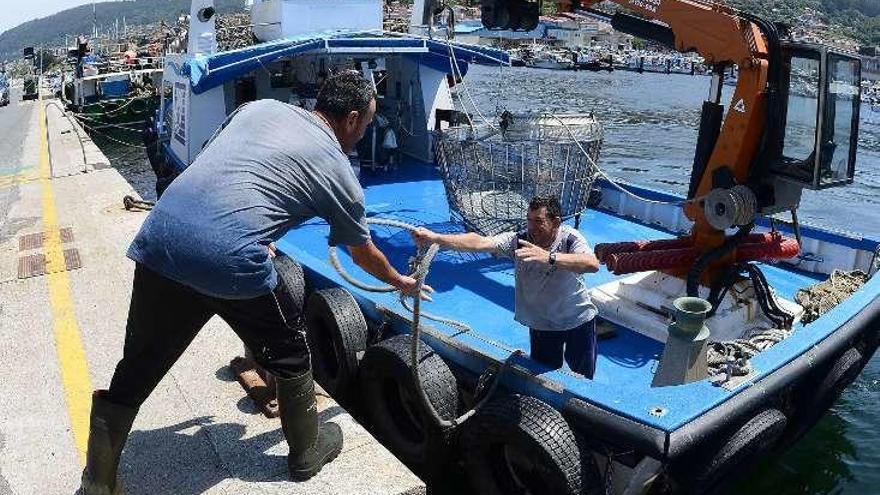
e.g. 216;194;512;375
277;370;343;481
81;390;139;495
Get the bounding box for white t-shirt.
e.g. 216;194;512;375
491;224;598;331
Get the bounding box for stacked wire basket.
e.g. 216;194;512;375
434;113;604;236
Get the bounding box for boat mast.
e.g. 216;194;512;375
187;0;218;57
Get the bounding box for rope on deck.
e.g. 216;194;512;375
707;269;869;384
796;270;869;324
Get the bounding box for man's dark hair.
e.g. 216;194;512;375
315;70;376;120
529;195;562;220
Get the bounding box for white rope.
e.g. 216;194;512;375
328;216;521;429
443;35;496;131
548;113;710;207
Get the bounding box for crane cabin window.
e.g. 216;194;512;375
822;54;860;187
780;51;821;178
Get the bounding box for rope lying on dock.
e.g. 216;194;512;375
796;270;869;324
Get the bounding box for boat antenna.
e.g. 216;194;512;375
93;1;98;39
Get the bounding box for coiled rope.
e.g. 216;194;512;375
329;217;521;429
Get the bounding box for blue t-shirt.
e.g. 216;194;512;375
128;100;370;299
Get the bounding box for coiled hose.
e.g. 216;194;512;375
329;217;520;429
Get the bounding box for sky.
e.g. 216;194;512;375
0;0;95;35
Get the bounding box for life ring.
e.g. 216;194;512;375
691;408;787;492
358;334;458;477
459;394;601;495
304;288;368;401
783;347;864;446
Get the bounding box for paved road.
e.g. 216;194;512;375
0;87;40;240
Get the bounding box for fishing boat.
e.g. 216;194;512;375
153;1;879;493
63;39;164;139
527;47;576;70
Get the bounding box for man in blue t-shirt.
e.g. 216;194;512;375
82;72;430;495
412;196;600;377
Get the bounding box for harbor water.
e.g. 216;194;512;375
459;64;880;494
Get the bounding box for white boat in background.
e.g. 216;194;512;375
527;48;574;70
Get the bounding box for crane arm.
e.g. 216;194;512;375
557;0;771;249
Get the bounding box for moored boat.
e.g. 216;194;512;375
152;1;879;493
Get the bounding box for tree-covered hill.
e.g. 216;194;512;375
0;0;246;61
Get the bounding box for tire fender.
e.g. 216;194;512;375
784;346;864;445
273;254;307;317
304;288;368;401
460;394;601;495
358;335;458;476
693;408;787;492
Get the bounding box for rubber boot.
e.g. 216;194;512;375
277;370;343;481
81;390;139;495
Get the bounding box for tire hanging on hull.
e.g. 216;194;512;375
358;335;458;478
685;408;787;494
459;394;602;495
782;347;864;447
304;288;369;402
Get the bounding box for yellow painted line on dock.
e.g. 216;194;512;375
0;170;42;189
38;95;93;465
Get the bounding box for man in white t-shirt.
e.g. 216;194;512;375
412;196;601;377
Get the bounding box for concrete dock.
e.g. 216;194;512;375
0;88;426;495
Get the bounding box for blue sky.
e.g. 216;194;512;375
0;1;94;35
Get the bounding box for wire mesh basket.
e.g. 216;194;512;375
435;113;603;236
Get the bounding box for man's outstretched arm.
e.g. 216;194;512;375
348;240;433;299
411;228;496;253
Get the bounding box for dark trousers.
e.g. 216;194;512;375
529;319;597;378
107;263;309;408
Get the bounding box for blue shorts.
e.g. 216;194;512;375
529;319;597;378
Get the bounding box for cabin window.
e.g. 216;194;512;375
780;52;821;167
820;54;860;187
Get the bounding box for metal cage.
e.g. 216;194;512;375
434;113;603;236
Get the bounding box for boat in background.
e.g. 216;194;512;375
62;37;164;139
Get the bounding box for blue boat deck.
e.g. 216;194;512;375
276;161;871;433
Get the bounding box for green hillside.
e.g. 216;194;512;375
1;0;878;62
0;0;246;60
722;0;879;44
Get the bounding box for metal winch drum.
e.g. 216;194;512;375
434;113;604;236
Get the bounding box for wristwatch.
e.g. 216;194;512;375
548;251;557;266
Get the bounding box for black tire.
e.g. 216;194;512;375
305;288;368;401
273;254;307;317
460;394;599;495
783;347;864;445
692;409;787;492
358;334;458;474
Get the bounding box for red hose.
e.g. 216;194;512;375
606;248;698;275
601;233;799;275
595;238;693;261
736;237;800;261
595;232;781;262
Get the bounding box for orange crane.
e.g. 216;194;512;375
481;0;862;296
